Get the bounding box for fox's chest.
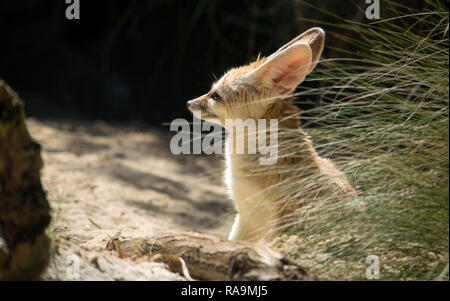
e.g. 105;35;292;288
224;149;268;210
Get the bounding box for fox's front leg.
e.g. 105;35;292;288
228;210;277;243
228;213;242;241
228;213;262;241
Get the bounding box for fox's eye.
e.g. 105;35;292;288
211;92;221;101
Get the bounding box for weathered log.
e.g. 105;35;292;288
107;231;314;281
0;80;51;280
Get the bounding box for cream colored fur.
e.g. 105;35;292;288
187;28;358;243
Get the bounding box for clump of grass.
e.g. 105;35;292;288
269;0;448;280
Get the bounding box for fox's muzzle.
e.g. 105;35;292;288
187;95;207;112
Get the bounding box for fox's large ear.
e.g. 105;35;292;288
271;27;325;73
243;28;325;94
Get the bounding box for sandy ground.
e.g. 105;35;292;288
27;118;233;280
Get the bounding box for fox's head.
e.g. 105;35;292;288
187;28;325;127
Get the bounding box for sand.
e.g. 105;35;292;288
26;118;232;280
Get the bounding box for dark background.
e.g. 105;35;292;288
0;0;428;126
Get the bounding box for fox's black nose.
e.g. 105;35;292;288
186;100;194;108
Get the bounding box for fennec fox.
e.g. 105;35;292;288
187;28;358;243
